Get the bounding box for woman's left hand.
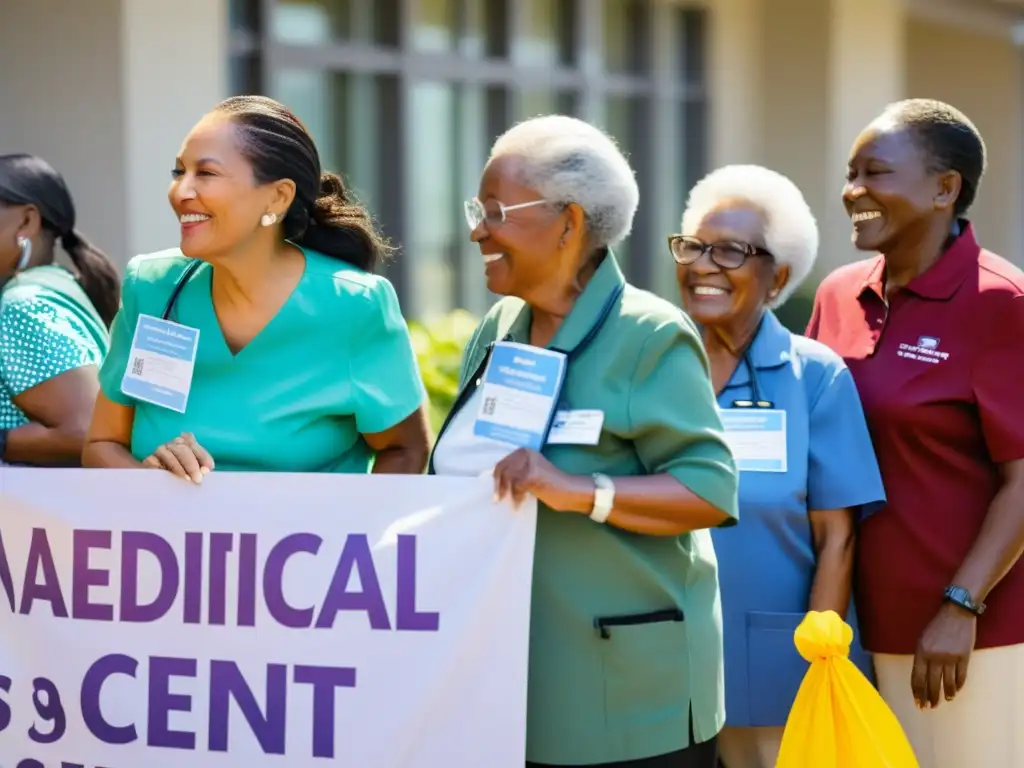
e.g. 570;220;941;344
492;448;590;512
911;603;977;709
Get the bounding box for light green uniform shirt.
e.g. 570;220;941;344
0;265;109;429
430;254;738;765
98;248;425;473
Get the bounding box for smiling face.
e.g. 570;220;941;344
469;155;583;301
843;120;959;253
168;112;294;261
676;201;788;331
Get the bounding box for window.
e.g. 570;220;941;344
602;0;648;75
270;0;399;47
600;94;648;277
519;90;577;120
409;82;459;319
465;0;509;59
414;0;459;52
269;70;398;214
230;0;709;319
229;0;262;94
520;0;576;67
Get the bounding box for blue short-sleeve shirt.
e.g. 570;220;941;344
711;310;885;727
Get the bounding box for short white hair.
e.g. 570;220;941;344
488;115;639;248
680;164;818;308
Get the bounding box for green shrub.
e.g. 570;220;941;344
409;310;480;434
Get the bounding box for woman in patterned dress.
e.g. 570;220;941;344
0;154;119;465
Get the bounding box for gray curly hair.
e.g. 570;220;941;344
681;164;819;308
487;115;639;249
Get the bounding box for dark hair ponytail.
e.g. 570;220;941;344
214;95;393;272
294;172;393;271
0;154;122;327
61;230;121;327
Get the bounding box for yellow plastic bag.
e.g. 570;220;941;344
776;610;919;768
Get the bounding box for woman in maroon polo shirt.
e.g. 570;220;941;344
807;98;1024;767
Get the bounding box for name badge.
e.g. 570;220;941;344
474;342;567;450
718;409;787;473
547;409;604;446
121;314;200;413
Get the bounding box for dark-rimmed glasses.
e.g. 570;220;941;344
667;235;773;270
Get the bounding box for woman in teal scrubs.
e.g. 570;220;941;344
672;165;886;768
84;96;429;478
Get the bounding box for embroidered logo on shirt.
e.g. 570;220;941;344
897;337;949;364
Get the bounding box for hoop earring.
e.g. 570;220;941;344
15;237;31;271
260;213;278;227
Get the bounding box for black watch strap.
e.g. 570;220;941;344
0;428;8;462
943;585;986;616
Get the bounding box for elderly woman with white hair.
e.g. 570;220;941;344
672;165;886;768
429;115;739;768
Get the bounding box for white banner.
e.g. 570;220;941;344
0;469;536;767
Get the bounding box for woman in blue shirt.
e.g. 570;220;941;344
671;165;886;767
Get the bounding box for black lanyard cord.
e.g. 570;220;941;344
728;314;774;409
162;259;203;321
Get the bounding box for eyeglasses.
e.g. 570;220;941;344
464;197;549;230
667;235;773;270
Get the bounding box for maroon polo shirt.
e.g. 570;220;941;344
807;222;1024;654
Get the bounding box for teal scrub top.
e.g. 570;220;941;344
0;265;109;429
98;248;426;473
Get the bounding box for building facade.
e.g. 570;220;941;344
2;0;1023;324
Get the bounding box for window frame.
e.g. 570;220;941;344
230;0;708;317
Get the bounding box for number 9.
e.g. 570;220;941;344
28;676;66;744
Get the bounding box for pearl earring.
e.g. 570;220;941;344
260;213;278;227
15;236;31;271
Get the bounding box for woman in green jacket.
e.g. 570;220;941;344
430;115;739;767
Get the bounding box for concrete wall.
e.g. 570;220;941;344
0;0;129;265
906;18;1024;261
708;0;1024;285
0;0;228;270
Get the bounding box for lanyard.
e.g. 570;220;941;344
551;284;623;365
541;284;623;442
730;351;774;409
429;283;624;467
725;314;775;410
162;259;204;321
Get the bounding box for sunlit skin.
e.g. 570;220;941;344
169;112;297;267
843;119;959;298
0;200;99;465
170;114;303;354
469;155;589;347
468;154;731;534
676;201;787;391
83;111;431;478
845;116;1024;711
0;202;41;275
676;199;852;617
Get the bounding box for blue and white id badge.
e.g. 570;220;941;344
718;409;787;472
120;314;200;413
474;342;567;450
